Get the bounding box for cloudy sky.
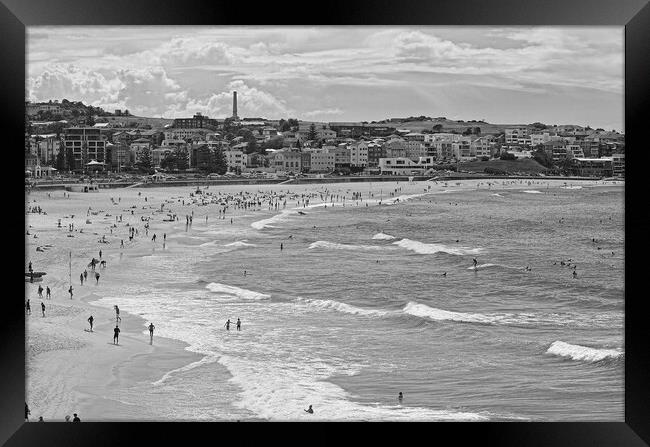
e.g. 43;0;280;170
27;26;623;131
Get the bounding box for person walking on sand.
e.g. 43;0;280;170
46;286;51;299
68;285;73;299
148;323;155;344
95;272;100;284
224;319;231;331
25;299;31;315
99;249;102;259
152;234;157;242
25;403;30;421
88;315;94;332
304;405;313;414
113;325;120;345
84;270;88;281
80;273;84;285
114;305;121;325
37;285;43;298
236;318;241;331
41;302;45;317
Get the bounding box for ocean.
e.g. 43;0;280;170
90;181;624;421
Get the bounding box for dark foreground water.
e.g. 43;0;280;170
94;182;624;421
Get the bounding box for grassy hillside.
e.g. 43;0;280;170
386;118;531;135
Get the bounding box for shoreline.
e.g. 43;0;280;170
25;177;624;421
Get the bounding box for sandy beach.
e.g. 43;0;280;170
25;177;623;421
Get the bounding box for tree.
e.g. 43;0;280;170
432;124;443;132
307;123;318;141
532;146;554;169
211;149;228;174
135;147;152;173
55;148;66;171
500;152;516;161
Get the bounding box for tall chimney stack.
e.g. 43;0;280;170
232;91;238;119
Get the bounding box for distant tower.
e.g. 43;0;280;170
232;91;238;119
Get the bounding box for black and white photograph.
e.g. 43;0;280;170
23;24;629;424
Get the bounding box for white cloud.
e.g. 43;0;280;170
304;108;344;118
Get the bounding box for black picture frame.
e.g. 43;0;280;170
4;0;649;445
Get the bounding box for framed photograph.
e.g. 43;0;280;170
5;0;649;444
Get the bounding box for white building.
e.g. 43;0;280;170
225;149;245;171
349;142;368;168
378;156;436;175
505;127;529;144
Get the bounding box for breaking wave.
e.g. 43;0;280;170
205;283;271;301
309;240;386;251
296;297;390;317
394;238;483;256
546;341;624;363
372;232;396;241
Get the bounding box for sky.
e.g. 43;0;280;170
27;26;624;131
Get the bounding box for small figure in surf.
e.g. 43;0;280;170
224;319;231;330
148;323;155;344
88;315;94;332
472;258;478;268
398;392;403;403
304;405;314;414
236;318;241;331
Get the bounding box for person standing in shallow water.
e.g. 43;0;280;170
148;323;155;344
88;315;94;332
398;392;403;403
224;319;231;330
113;325;120;344
236;318;241;331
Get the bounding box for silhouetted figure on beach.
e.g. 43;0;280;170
113;326;120;344
25;403;30;421
280;243;283;251
398;392;403;403
80;273;84;285
88;315;94;332
236;318;241;331
46;286;51;299
224;319;231;331
149;323;155;344
95;272;100;284
41;302;45;317
73;414;80;422
25;299;31;315
68;286;73;299
38;285;43;298
304;405;313;414
472;258;478;268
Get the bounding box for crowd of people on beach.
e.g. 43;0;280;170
25;179;621;420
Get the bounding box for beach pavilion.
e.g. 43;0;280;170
86;160;106;173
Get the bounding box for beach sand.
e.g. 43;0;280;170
25;178;622;421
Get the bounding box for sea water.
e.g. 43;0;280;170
92;183;624;421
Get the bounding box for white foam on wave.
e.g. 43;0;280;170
153;352;220;386
394;238;483;256
546;341;623;363
561;185;583;190
372;232;396;240
296;297;390;317
491;193;504;197
224;241;256;248
467;263;498;270
382;193;427;205
523;190;543;194
220;354;489;421
251;210;293;230
404;302;495;324
205;283;270;301
309;240;386;251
